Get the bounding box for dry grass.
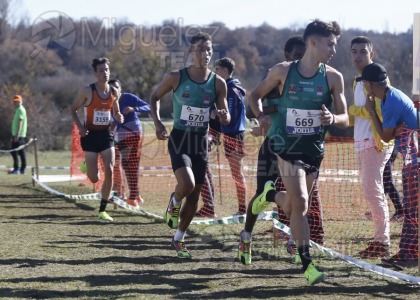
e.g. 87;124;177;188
1;138;420;299
0;162;419;299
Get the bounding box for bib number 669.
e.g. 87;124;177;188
295;118;313;127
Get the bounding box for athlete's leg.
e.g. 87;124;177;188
277;157;312;250
85;151;99;183
99;146;115;201
244;138;277;232
179;183;203;231
198;164;215;215
307;180;325;244
174;166;195;203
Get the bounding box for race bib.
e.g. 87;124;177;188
93;110;111;126
286;108;321;135
179;105;209;127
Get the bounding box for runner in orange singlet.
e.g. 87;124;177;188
71;57;124;222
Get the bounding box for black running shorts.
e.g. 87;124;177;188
80;129;114;153
168;128;208;185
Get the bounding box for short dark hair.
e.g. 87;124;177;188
284;36;305;54
92;57;110;71
215;57;235;75
303;19;341;42
190;32;212;45
350;36;373;51
108;79;121;86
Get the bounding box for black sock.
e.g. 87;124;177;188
298;245;312;271
266;190;276;202
99;199;108;212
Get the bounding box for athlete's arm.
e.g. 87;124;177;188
71;86;90;137
249;63;287;118
150;71;179;140
112;97;124;124
249;62;289;133
215;75;230;125
326;67;349;129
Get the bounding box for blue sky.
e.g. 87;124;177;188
19;0;420;33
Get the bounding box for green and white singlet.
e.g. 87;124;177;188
172;68;217;132
267;61;332;157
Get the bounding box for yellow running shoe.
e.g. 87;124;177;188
172;239;191;259
238;231;252;265
164;192;181;229
98;211;113;222
251;181;275;215
304;262;326;285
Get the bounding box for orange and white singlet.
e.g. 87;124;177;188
84;84;116;131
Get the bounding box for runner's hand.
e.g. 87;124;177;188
155;121;168;140
216;108;229;123
320;104;334;125
114;112;124;124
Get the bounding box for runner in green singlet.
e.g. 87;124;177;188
150;32;230;259
249;19;349;285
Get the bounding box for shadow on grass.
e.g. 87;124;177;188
1;181;419;299
0;261;417;299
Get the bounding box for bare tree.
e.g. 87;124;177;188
0;0;10;43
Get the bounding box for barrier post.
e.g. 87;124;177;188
31;167;35;187
272;206;279;248
216;143;223;205
414;98;420;272
33;136;39;181
412;12;420;272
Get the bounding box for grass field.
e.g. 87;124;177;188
1;142;420;299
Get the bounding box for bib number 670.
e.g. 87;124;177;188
189;114;204;122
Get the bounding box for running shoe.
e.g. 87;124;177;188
98;211;113;222
172;238;191;259
251;181;275;215
164;192;181;229
286;242;302;264
286;242;296;255
238;231;251;265
304;262;326;285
